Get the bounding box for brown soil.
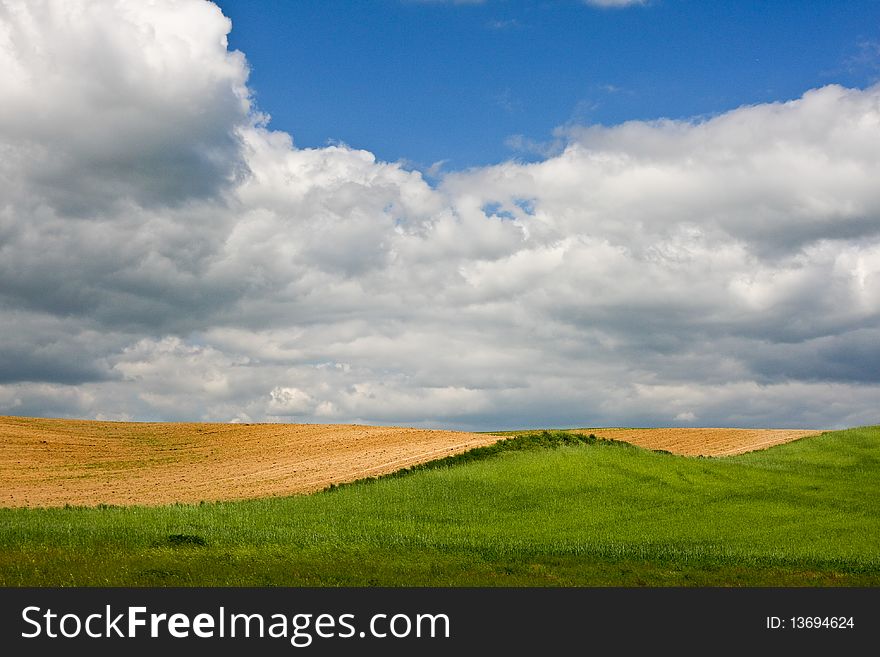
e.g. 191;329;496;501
0;416;502;508
581;427;823;457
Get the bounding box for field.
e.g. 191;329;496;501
0;416;499;507
0;422;877;586
0;415;819;507
580;427;823;456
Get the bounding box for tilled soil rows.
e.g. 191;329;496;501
584;427;823;456
0;416;501;508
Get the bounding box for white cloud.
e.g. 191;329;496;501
268;386;314;416
0;0;878;430
582;0;648;8
407;0;486;5
487;19;521;31
0;0;252;213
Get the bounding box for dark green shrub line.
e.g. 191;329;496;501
323;430;619;493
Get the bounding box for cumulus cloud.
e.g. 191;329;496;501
0;0;878;430
0;0;251;213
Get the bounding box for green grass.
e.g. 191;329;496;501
0;427;878;586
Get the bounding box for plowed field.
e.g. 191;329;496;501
585;427;823;456
0;416;501;508
0;417;822;507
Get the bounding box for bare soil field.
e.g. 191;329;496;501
0;417;823;507
583;427;823;457
0;416;501;508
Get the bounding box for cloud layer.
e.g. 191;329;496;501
0;0;878;429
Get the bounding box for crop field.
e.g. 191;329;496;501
0;416;499;507
1;416;819;508
586;427;823;456
0;422;877;587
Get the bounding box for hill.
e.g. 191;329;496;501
0;416;819;507
1;425;877;586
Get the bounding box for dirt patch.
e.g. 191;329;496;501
581;427;824;457
0;416;502;508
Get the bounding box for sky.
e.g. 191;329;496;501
216;0;880;169
0;0;879;430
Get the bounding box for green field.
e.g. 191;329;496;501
0;427;878;586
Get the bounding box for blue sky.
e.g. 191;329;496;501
217;0;880;170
